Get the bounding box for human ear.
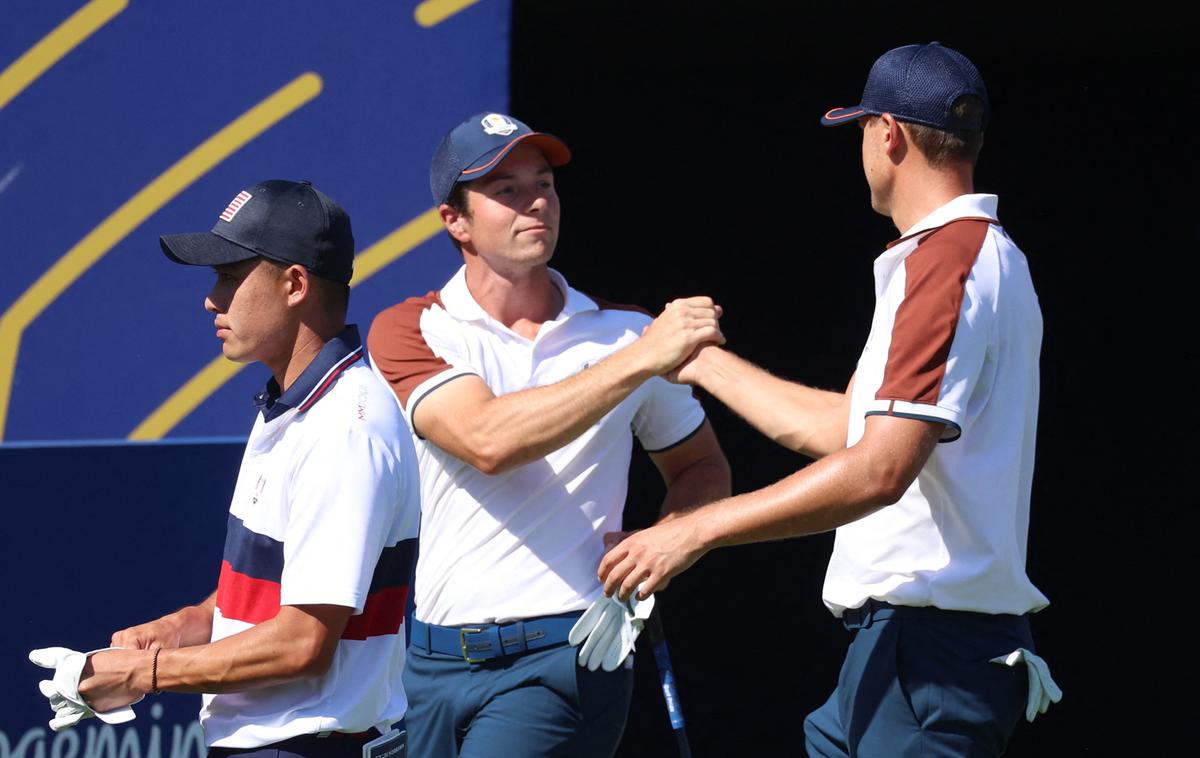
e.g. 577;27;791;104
284;264;309;306
440;204;471;244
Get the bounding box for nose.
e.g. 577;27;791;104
204;293;219;314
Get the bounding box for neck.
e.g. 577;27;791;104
268;320;343;391
463;257;563;336
888;161;975;234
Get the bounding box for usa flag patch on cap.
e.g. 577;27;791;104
219;191;252;222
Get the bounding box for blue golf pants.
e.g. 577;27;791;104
402;640;633;757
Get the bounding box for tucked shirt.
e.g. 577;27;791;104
823;195;1050;617
368;267;705;626
202;326;422;748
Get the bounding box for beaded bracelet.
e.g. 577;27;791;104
151;648;161;695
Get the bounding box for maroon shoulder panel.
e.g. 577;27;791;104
366;291;451;409
877;220;989;405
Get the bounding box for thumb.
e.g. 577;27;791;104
29;647;73;669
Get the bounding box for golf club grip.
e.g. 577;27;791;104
645;609;694;758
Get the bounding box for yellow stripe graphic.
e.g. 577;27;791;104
0;72;323;440
414;0;484;27
0;0;128;111
128;208;444;440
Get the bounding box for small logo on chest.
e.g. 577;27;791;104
252;474;266;504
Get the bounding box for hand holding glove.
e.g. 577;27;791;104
29;647;141;732
569;590;655;672
989;647;1063;722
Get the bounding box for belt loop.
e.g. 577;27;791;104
503;620;528;655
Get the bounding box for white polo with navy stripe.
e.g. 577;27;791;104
823;194;1050;617
201;325;421;748
367;266;705;627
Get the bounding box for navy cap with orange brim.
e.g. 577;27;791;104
430;112;571;205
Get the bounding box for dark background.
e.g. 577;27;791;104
511;2;1188;755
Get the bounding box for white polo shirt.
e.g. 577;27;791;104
823;194;1050;617
202;327;422;748
368;266;705;626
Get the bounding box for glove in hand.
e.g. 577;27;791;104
569;590;656;672
29;647;141;731
989;647;1063;722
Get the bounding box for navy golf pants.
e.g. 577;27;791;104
804;601;1033;757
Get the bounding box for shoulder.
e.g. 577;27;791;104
574;290;654;331
369;291;443;336
302;362;412;444
914;218;992;265
368;291;449;358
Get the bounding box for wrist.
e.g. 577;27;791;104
615;340;661;383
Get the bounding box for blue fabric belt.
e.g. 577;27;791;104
410;612;582;663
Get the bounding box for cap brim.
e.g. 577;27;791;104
459;132;572;182
820;105;868;127
159;231;258;267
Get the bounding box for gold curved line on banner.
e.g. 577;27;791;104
0;72;323;440
414;0;484;27
127;208;444;440
0;0;128;111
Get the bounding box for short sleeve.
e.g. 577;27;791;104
866;220;995;442
368;294;477;422
279;428;404;611
632;377;707;452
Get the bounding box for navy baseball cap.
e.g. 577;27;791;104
430;112;571;205
159;179;355;284
821;42;989;133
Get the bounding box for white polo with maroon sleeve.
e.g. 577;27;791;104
368;266;706;626
823;194;1050;617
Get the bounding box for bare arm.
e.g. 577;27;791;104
599;414;942;600
648;421;730;521
110;591;217;650
79;603;352;712
673;346;853;459
414;297;723;474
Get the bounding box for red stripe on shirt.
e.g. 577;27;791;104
216;560;281;625
340;585;410;640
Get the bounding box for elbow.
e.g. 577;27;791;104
863;466;916;507
287;634;337;678
469;441;514;475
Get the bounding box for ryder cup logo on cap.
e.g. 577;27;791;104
481;113;519;136
820;42;989;133
430;111;572;205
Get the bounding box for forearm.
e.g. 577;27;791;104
154;613;328;693
690;348;848;458
166;593;217;647
691;449;890;551
656;452;731;522
111;592;216;650
448;343;657;474
599;414;942;600
84;605;348;709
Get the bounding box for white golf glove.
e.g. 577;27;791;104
989;647;1063;722
569;590;656;672
29;647;141;732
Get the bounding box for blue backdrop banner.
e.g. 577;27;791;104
0;0;510;443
